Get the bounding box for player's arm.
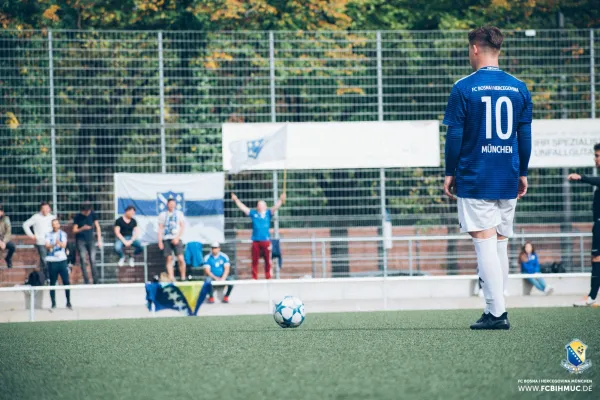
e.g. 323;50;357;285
516;122;532;199
157;214;164;247
94;219;103;247
22;216;36;239
222;262;231;280
271;193;286;213
568;174;600;186
442;84;466;200
114;225;126;244
231;193;250;216
131;225;140;242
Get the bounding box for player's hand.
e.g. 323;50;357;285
443;176;456;200
280;193;286;202
125;240;132;248
517;176;528;199
97;239;103;248
0;241;5;250
568;173;582;181
158;241;164;250
231;193;238;201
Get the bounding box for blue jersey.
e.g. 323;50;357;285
249;209;272;241
203;252;230;278
443;66;533;199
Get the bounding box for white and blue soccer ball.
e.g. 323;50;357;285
273;296;305;328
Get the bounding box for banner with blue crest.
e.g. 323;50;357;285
145;281;212;316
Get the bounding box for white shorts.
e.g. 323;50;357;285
457;198;517;237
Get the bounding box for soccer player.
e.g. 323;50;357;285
203;241;234;303
231;192;285;279
443;26;533;330
568;143;600;307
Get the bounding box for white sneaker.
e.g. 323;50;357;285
117;257;126;267
544;286;554;296
573;296;597;307
129;257;135;267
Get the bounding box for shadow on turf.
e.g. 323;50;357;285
208;327;470;333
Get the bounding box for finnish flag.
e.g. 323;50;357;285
114;173;224;244
229;124;288;173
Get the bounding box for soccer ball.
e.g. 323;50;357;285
273;296;305;328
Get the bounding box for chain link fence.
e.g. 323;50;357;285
1;29;598;241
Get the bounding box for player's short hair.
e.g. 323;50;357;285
468;26;503;51
594;143;600;152
167;198;176;204
81;202;92;211
40;201;50;209
125;205;136;212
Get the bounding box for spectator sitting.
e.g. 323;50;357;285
0;205;16;268
45;219;72;309
520;242;553;295
203;242;234;304
114;205;143;267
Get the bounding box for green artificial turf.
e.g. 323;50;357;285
0;308;598;400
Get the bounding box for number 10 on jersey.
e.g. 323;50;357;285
482;96;513;140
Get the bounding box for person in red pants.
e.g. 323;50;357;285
231;192;285;279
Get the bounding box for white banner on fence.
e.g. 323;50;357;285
222;121;440;171
114;173;224;244
530;119;600;168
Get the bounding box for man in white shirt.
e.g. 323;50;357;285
23;202;55;278
45;218;71;309
158;198;186;281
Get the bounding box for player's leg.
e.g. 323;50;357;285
575;222;600;306
458;198;508;329
496;199;517;295
224;276;234;302
262;241;272;279
177;253;186;280
165;253;175;282
251;241;260;280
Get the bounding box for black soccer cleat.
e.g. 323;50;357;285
470;312;510;330
475;312;489;324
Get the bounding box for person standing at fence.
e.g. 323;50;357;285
114;205;144;267
203;242;234;303
443;26;533;330
231;193;285;279
519;242;553;295
45;219;72;309
23;202;55;280
568;144;600;307
72;202;102;284
158;198;187;281
0;205;16;269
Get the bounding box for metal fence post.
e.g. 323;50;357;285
376;32;388;276
269;31;276;123
580;235;585;272
311;234;317;278
321;240;327;278
48;30;58;213
29;287;35;322
158;31;166;173
408;239;413;276
591;29;596;119
144;246;148;282
100;244;105;284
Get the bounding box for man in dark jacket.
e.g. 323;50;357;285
568;143;600;307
